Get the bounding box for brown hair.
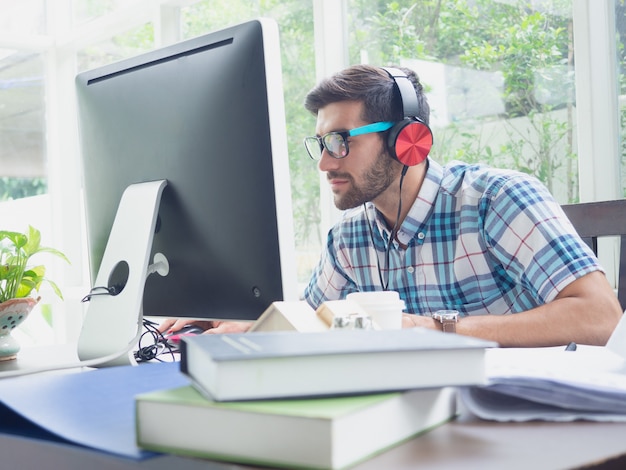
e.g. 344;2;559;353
304;64;430;126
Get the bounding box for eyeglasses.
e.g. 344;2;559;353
303;121;394;161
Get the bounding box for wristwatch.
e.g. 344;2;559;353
431;310;459;333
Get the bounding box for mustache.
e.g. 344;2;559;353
326;172;352;181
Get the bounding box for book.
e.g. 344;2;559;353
135;384;457;470
458;345;626;422
180;328;496;401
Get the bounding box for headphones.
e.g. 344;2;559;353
381;67;433;166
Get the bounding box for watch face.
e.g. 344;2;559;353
433;310;458;321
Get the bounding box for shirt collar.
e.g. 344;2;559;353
368;159;444;246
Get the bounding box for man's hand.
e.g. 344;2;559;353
157;318;212;334
157;318;251;335
204;321;252;334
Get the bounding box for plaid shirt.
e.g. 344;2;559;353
304;160;602;317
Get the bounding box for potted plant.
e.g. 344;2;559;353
0;225;70;360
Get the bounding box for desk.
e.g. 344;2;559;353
0;342;81;375
1;415;626;470
2;345;626;470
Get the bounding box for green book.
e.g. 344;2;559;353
135;385;457;470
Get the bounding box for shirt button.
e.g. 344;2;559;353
407;266;415;274
417;232;425;240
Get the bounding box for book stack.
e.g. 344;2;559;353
135;302;497;469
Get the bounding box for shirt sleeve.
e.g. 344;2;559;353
481;173;602;303
304;227;352;309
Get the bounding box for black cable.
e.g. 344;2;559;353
81;285;117;302
365;165;408;291
134;319;177;363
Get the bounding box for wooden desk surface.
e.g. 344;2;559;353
358;414;626;470
2;344;626;469
1;414;625;470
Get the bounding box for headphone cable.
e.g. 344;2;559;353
366;165;408;291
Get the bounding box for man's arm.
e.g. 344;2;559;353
403;271;622;347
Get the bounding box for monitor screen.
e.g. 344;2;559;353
75;18;298;333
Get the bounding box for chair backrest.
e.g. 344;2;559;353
561;199;626;309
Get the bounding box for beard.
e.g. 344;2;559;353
330;152;398;210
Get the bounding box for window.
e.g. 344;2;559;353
0;0;47;202
347;0;578;202
0;0;622;344
618;0;626;195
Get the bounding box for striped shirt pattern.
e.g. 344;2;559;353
304;160;602;317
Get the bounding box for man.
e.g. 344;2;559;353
301;64;621;347
162;64;621;346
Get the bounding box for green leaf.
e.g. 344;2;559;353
0;231;27;251
23;226;42;257
0;225;69;303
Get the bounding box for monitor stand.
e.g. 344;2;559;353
77;180;168;367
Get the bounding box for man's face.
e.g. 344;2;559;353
316;101;398;210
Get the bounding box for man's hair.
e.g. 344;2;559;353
304;64;430;126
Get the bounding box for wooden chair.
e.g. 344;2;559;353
561;199;626;309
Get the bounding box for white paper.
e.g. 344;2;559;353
459;345;626;422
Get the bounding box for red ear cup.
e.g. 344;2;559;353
388;118;433;166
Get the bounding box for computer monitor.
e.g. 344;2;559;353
74;18;298;364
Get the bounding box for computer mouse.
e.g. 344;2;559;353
174;324;206;336
163;324;205;344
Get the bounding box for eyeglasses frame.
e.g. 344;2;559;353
304;121;394;160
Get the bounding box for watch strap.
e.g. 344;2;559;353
441;318;457;333
432;310;459;334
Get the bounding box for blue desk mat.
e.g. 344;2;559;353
0;361;188;460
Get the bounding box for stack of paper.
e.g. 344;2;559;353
459;345;626;422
